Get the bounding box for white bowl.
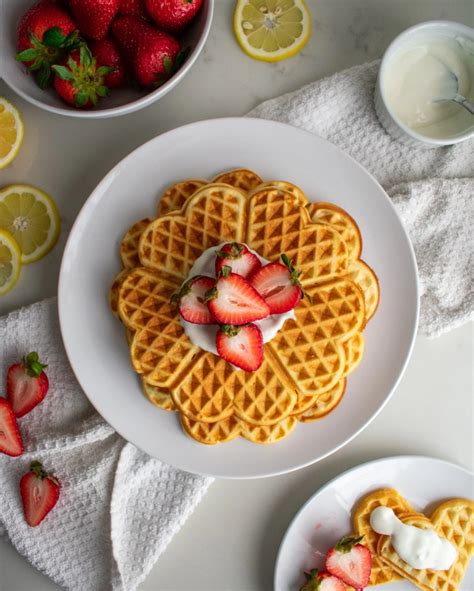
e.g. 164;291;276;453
375;20;474;148
0;0;213;118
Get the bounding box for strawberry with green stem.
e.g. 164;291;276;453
7;351;49;418
20;461;60;527
52;45;114;108
16;0;81;89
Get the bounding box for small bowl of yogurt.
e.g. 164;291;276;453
375;21;474;148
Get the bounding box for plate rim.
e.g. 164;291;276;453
274;454;473;588
58;117;420;479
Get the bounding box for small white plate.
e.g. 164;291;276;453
58;118;418;478
275;455;474;590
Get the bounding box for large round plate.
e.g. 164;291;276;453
275;455;473;589
58;118;418;478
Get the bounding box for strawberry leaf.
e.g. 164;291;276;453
52;65;74;81
75;91;89;107
97;85;108;97
79;45;93;68
334;534;364;553
15;48;38;62
219;265;232;278
163;56;173;75
175;47;191;70
97;65;115;77
35;65;52;89
220;324;241;337
63;31;81;50
42;26;66;48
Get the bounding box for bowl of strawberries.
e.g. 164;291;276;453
0;0;213;117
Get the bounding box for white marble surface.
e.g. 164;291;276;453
0;1;473;590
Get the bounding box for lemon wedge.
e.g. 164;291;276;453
234;0;311;62
0;185;60;264
0;229;22;295
0;97;24;170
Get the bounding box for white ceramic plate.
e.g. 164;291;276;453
58;118;419;478
275;455;474;590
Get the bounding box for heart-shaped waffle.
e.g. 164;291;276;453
377;499;474;591
113;174;378;445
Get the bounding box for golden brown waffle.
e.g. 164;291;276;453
296;379;347;422
114;171;378;445
139;184;247;280
353;488;414;586
142;380;176;411
377;499;474;591
252;180;307;205
241;415;297;443
347;259;380;322
109;269;130;317
120;218;152;269
212;168;263;191
157;179;208;216
342;332;365;377
307;202;362;261
247;188;349;285
181;413;241;444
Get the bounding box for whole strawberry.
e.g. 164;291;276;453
7;351;49;418
145;0;202;32
0;398;24;457
16;0;80;88
89;37;127;88
69;0;120;40
20;461;60;527
326;535;372;589
119;0;147;18
52;46;114;108
112;15;182;87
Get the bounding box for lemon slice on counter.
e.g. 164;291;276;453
0;97;24;170
0;229;22;295
234;0;311;62
0;185;60;264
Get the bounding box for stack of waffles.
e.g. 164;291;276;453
109;169;380;445
352;488;474;590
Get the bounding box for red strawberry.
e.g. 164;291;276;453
7;352;49;418
119;0;147;17
300;569;346;591
69;0;120;40
205;269;270;325
0;398;24;457
145;0;202;32
326;535;372;589
216;324;263;372
20;461;60;527
172;276;215;324
111;15;182;87
52;46;114;108
89;37;126;88
16;0;80;89
215;242;261;279
250;253;308;314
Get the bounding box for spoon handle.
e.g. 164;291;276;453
454;94;474;115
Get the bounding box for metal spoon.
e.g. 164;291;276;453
434;70;474;115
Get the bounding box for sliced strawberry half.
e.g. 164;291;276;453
172;275;215;324
326;535;372;589
215;242;261;279
20;461;60;527
216;324;263;372
7;352;49;418
300;569;346;591
205;268;270;325
250;253;309;314
0;398;24;457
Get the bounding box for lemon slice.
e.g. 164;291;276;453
0;229;22;295
234;0;311;62
0;185;60;264
0;97;24;170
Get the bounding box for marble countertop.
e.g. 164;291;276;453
0;1;472;589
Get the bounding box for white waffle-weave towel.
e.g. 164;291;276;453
249;60;474;337
0;299;213;591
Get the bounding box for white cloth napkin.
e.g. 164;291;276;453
248;60;474;337
1;60;473;591
0;299;213;591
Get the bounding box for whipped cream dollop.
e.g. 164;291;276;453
180;244;295;360
370;506;457;571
